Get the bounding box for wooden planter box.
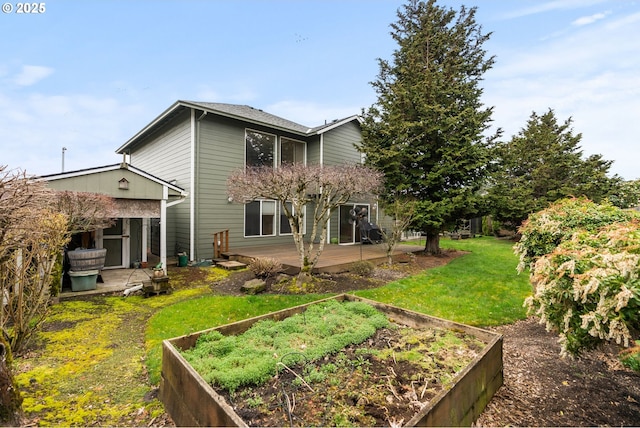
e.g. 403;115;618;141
160;294;503;427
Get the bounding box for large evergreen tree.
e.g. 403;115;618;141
486;109;623;230
360;0;496;254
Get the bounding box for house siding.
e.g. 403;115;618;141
195;115;316;258
129;109;192;257
45;169;166;200
320;121;362;166
196;115;244;258
319;121;366;243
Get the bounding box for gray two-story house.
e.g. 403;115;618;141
115;100;376;263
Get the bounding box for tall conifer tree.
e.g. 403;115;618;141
360;0;496;253
486;109;622;229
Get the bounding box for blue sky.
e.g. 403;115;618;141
1;0;639;179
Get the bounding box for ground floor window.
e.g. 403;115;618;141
245;200;276;237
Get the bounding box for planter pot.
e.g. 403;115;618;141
160;294;503;427
68;269;99;291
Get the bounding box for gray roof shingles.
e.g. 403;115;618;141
184;101;312;134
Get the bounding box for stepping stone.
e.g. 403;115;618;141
217;260;246;270
241;279;266;294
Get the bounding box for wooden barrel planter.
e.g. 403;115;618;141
160;294;503;427
67;248;107;271
66;248;107;292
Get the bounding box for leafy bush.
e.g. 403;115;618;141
524;217;640;356
248;257;283;278
515;197;636;273
350;260;375;277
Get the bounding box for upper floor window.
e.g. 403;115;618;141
246;130;276;167
280;138;305;165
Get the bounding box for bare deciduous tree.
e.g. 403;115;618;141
378;198;417;265
52;190;117;235
0;166;52;425
0;167;53;265
0;167;118;423
0;210;69;352
227;163;382;278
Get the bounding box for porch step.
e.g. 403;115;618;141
221;252;240;261
216;260;247;270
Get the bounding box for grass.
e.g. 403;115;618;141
15;236;531;425
355;237;532;326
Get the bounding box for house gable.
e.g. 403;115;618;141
114;100;366;259
41;164;185;200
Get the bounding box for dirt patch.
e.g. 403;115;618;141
216;324;484;427
475;318;640;427
209;249;465;296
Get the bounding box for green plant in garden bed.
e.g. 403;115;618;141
181;300;389;392
620;341;640;371
145;293;326;384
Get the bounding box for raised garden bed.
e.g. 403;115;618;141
160;295;503;426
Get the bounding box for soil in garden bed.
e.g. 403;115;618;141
218;324;485;427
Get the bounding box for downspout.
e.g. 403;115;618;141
161;188;188;275
320;133;330;243
189;110;198;262
194;110;207;262
160;186;168;275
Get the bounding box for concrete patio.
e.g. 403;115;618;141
59;267;159;299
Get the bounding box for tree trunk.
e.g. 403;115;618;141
424;231;441;255
0;341;23;426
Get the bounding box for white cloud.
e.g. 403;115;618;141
499;0;607;19
482;7;640;180
13;65;54;86
572;11;611;26
0;92;146;175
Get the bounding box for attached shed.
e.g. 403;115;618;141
40;163;187;274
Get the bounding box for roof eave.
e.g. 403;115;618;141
38;163;187;196
116;100;184;154
312;115;362;135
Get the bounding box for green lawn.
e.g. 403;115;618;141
146;236;532;383
355;237;531;326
